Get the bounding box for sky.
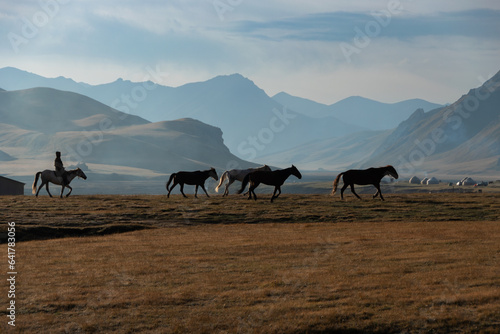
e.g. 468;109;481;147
1;0;500;105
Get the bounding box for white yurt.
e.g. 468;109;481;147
457;177;475;186
427;177;439;185
409;176;420;184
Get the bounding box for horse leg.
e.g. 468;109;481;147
239;178;251;196
224;178;234;197
270;186;281;202
200;184;210;197
373;183;384;201
65;185;73;197
46;182;53;198
251;182;260;201
251;187;257;201
167;181;177;198
194;185;199;198
247;185;253;200
60;185;65;198
179;183;187;198
35;181;44;197
350;184;362;200
340;183;349;200
35;184;43;197
247;182;256;200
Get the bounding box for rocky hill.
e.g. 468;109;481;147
360;70;500;176
262;70;500;178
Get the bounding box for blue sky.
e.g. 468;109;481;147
1;0;500;104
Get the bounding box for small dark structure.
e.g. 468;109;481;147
0;175;25;195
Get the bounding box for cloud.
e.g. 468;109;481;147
89;1;214;35
1;1;499;104
226;9;500;42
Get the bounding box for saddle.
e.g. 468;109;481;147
54;169;68;185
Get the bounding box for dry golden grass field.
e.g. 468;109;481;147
1;192;500;333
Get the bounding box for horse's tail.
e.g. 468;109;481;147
215;171;228;193
237;173;250;194
166;173;176;191
32;172;41;194
331;172;344;196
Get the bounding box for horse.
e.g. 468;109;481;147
331;165;398;201
32;168;88;198
166;168;218;198
215;165;272;196
237;165;302;202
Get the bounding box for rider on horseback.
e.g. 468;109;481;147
54;151;69;186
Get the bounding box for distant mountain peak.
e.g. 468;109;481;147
482;69;500;90
342;95;368;101
1;66;41;78
209;73;253;85
273;91;289;97
112;78;134;84
274;91;442;130
189;72;268;98
222;73;245;79
1;66;27;73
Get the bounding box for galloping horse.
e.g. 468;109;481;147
238;165;302;202
332;165;398;201
215;165;272;196
32;168;87;198
166;168;218;198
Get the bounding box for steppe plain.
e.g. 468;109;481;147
1;185;499;333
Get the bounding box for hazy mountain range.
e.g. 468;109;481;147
0;67;439;159
272;92;442;130
263;70;500;177
0;66;498;191
0;87;254;183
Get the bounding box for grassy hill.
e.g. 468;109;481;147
0;88;256;185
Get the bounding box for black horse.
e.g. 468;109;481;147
166;168;218;198
238;165;302;202
332;165;398;201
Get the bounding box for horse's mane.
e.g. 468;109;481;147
65;168;81;174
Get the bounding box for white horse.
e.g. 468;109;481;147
215;165;271;196
32;168;87;198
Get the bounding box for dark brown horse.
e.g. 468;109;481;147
237;165;302;202
166;168;218;198
332;165;398;201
